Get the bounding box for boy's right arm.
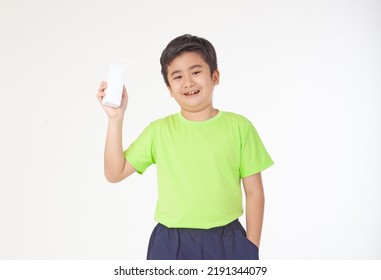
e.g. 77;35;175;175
97;81;136;183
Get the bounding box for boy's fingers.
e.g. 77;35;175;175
97;82;107;97
96;91;103;97
98;81;107;91
96;87;106;101
97;88;105;94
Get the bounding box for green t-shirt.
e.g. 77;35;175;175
124;111;273;229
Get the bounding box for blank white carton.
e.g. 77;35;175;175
102;64;126;108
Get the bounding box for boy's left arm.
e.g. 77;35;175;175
242;172;265;248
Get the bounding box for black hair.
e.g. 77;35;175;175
160;34;218;86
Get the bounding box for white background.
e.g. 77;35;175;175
0;0;380;259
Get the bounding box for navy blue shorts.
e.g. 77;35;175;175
146;219;259;260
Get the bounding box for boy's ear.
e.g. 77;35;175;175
167;85;174;97
213;69;220;85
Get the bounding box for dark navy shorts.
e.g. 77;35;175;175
146;219;259;260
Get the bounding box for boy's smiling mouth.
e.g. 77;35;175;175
183;90;200;96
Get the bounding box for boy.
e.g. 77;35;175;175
96;34;273;260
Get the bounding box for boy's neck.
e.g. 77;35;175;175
181;107;219;121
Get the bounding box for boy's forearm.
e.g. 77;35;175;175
245;189;265;248
104;116;125;182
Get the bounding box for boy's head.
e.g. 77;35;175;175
160;34;218;87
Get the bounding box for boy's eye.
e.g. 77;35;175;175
192;71;201;75
174;75;182;80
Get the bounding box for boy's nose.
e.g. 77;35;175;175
183;75;195;88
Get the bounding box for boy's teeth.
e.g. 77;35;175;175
185;90;199;95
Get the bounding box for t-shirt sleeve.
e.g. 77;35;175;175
239;121;274;178
124;123;156;175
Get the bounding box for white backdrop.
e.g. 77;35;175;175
0;0;380;259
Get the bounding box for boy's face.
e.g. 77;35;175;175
166;51;219;114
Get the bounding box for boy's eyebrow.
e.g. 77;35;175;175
170;64;203;77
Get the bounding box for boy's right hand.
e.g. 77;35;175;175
96;81;128;119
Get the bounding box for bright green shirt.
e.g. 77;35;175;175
124;111;273;229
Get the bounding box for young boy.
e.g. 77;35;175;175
96;34;273;260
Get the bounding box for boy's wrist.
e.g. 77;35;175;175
108;114;124;123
